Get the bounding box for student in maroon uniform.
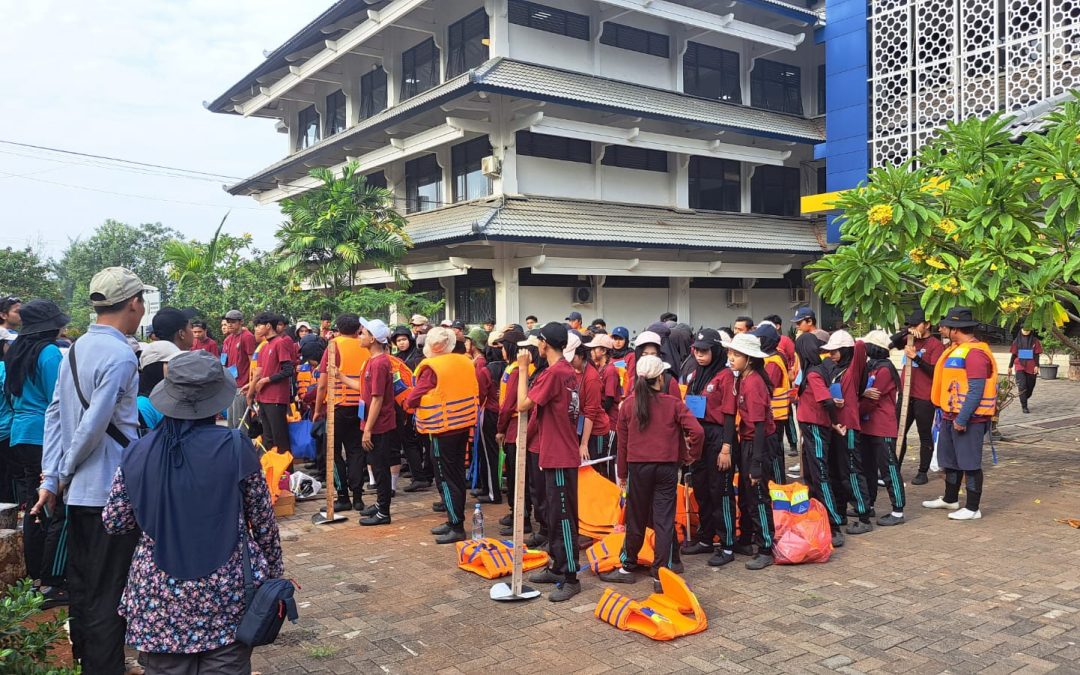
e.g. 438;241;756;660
753;323;789;484
794;333;847;548
495;330;531;536
603;355;702;587
470;328;501;504
858;330;906;527
1008;325;1042;414
889;308;944;484
568;333;611;480
586;334;620;480
680;328;739;567
819;330;873;535
518;323;584;603
221;309;256;429
626;331;682;397
252;313;294;454
726;333;778;570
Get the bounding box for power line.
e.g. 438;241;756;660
5;174;269;211
0;149;232;184
0;139;245;181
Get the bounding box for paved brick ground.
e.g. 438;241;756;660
256;378;1080;674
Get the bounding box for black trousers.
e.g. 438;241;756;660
431;431;469;530
475;410;502;503
544;467;580;581
399;409;432;482
333;406;363;504
800;422;844;529
623;462;680;577
587;431;615;482
859;434;906;512
0;437;13;503
784;410;799;453
68;505;139;675
832;429;871;523
10;443;47;579
900;398;936;473
737;440;776;553
258;402;291;453
767;430;786;484
368;431;395;514
504;442;532;522
690;423;736;549
138;641;252;674
1016;371;1037;408
528;450;547;535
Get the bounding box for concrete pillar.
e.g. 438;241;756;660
668;278;690;321
673;153;689;208
435;146;452;205
492;243;520;327
485;0;510;58
593;275;607;323
491;96;517;195
439;276;456;320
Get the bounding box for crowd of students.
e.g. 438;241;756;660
0;273;1013;661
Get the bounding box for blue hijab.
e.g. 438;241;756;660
121;418;260;580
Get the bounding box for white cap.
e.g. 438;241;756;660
563;331;581;361
635;354;669;379
861;329;891;351
634;330;662;348
360;318;390;344
139;340;181;369
727;333;767;359
821;329;856;351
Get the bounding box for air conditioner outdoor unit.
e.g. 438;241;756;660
727;289;748;306
790;287;810;304
481;155;501;178
572;285;594;305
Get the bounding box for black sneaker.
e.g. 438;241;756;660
529;568;564;584
476;496;501;504
708;550;735;567
846;520;873;535
668;561;685;574
745;553;774;570
430;522;452;535
403;480;432;493
549;581;581;602
911;472;928;485
322;499;352;514
525;533;548;548
500;521;532;537
847;506;876;518
435;529;466;544
499;513;513;527
598;568;637;584
360;511;391;526
576;535;593;550
470;488;484;497
1022;406;1030;414
432;501;447;513
877;513;905;526
831;530;845;548
733;542;755;556
681;541;714;555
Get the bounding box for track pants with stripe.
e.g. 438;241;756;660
799;422;845;530
690;423;736;549
768;430;787;484
831;429;872;524
858;433;905;513
474;411;502;503
622;462;680;578
587;431;616;482
430;430;469;531
544;467;580;582
528;450;547;536
504;443;532;523
737;440;776;553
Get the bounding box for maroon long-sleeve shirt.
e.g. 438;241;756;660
616;392;703;479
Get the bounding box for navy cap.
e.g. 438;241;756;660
565;311;583;322
792;306;816;322
611;326;630;340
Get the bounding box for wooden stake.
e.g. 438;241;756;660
511;351;530;597
324;339;338;519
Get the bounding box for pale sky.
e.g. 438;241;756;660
0;1;330;257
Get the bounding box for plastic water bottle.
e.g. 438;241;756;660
472;503;484;540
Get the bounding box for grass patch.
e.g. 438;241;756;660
306;645;338;659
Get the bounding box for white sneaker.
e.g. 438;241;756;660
922;497;961;510
948;508;981;520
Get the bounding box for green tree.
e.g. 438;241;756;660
275;163;410;294
0;246;60;303
808;96;1080;358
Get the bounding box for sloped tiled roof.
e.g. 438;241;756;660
405;194;829;253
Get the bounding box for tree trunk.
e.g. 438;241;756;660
1069;356;1080;382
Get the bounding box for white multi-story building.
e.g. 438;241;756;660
208;0;828;329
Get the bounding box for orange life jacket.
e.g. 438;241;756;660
586;530;656;574
295;363;317;396
498;362;535;406
930;341;998;417
414;353;479;434
455;538;550;579
612;358;629;392
765;354;792;421
332;336;370;407
358;353;415;409
251;339;268;379
594;567;707;641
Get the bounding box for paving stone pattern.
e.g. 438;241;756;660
255;378;1080;674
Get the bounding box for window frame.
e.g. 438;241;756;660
451;136;493;202
601;145;668;173
400;37;441;100
360;66;387;120
688;156;741;212
599;22;669;58
325;89;346;136
405;153;443;214
447;8;490;78
297;105;320;151
508;0;590;41
683;42;742;103
750;164;801;217
515;130;592;164
750;58;804;115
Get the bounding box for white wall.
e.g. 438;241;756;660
597;45;671;89
602;287;670;335
508;25;591;72
689;288;795;331
518;286;575;326
600;165;672;205
517;156;596;199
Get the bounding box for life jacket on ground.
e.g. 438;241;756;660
260;449;294;505
577;466;624;541
586;530;656;574
360;353;415;409
331;336;370;407
498;362;536;406
594;567;708;641
930;341;998;417
765;354;793;421
414;353;479;434
455;538;550;579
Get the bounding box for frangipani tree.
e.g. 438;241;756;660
809;93;1080;363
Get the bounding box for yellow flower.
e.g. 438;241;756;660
909;247;926;263
867;204;894;226
925;257;947;269
936;218;957;235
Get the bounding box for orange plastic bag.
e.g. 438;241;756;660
772;497;833;564
260;450;294;505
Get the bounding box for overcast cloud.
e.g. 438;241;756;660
0;1;329;256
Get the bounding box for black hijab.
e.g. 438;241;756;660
686;342;725;396
795;332;824;396
3;329;60;399
666;324;693;374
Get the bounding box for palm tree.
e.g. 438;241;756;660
275;163;410;295
163;214;228;288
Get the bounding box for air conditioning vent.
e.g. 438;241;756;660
727;289;748;306
790;288;809;304
481;155;501;178
572;285;593;305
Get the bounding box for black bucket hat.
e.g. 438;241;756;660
17;300;70;336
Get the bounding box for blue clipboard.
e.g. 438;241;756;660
684;395;706;419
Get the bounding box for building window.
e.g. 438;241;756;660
325;90;346;136
599;22;669;58
401;38;440;100
751;59;803;115
405;154;442;213
452;136;493;202
817;165;826;193
448;9;489;78
454;270;496;325
516;130;591;163
817;64;826;115
360;67;387;119
297;105;320;150
602;146;668;172
508;0;589;41
751;165;801;216
683;42;741;103
688;156;740;211
365;171;387;190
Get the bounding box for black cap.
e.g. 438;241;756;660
502;329;526;346
390;324;411;339
153;307;191;341
538;321;568;349
939;307;979;328
904;308;927;326
451;319;466;330
16;300;70;336
692;328;725;351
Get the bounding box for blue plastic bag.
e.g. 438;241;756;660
289;419;316;460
